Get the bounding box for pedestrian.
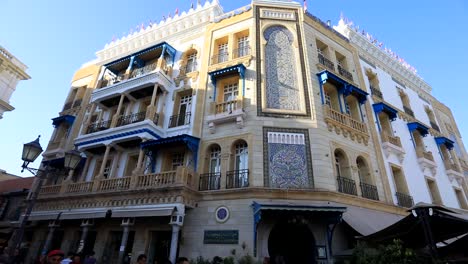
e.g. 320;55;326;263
46;250;65;264
71;254;82;264
263;257;270;264
176;257;189;264
136;254;147;264
61;252;73;264
83;251;96;264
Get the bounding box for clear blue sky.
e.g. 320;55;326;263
1;0;467;176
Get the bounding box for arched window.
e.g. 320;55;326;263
264;26;300;111
227;140;249;188
356;156;370;183
335;149;356;195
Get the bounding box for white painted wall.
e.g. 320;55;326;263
361;58;465;209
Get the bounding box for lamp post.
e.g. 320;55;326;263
9;136;82;256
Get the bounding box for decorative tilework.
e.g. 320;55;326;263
268;143;308;188
263;127;313;189
264;26;300;111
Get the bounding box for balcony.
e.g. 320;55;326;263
211;52;229;65
76;111;164;150
360;182;379;200
91;69;173;105
179;62;198;76
317;53;335;71
199;172;221;191
206;99;246;133
233;46;251;59
338;65;353;81
395;192;414;208
39;166;196;197
87;120;111;134
168;112;191;128
369;86;383;99
430;121;440;132
444;160;464;183
380;131;405;162
226;169;249;189
403;106;414;118
415;147;437;175
323;105;369;144
116;111;146;127
337;176;357;196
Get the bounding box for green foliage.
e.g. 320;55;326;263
223;256;235;264
351;239;422;264
237;255;262;264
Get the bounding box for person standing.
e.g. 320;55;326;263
46;250;65;264
83;251;96;264
61;252;73;264
176;257;189;264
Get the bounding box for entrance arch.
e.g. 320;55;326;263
268;221;316;264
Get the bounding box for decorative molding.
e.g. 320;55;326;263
260;8;295;20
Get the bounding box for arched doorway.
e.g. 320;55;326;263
268;220;316;264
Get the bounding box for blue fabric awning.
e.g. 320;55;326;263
435;137;454;150
52;115;75;128
373;102;398;121
104;41;176;68
407;122;429;137
317;70;368;103
142;134;200;170
208;64;246;84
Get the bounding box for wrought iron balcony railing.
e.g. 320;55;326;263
211;52;229;65
226;169;249;189
338;65;353;81
87;120;111;134
370;86;383;99
168;112;191;128
337;176;357;196
318;53;335;70
199;172;221;191
396;192;414;208
360;182;379;200
117;111;146;127
233;46;251;58
129;62;158;79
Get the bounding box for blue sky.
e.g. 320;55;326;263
1;0;467;176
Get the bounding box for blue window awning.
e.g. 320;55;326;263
104;41;176;68
435;137;454;150
141;134;200;170
208;64;246;84
373;102;398;121
407;122;429;137
52;115;75;128
317;70;368;104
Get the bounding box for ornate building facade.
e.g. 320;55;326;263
25;0;468;263
0;45;30;120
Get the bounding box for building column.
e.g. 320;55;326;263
117;218;134;264
80;153;93;181
41;220;60;256
168;206;185;264
111;94;126;127
98;144;112;179
133;139;148;175
77;219;93;253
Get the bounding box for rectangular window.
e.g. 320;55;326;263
454;188;468;209
237;36;250;57
426;178;442;205
218;43;228;63
171;153;185;170
223;83;239;102
186;53;197;73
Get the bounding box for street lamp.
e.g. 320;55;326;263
10;136;82;256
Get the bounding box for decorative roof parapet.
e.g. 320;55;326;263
95;0;223;64
334;18;432;94
213;4;251;23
